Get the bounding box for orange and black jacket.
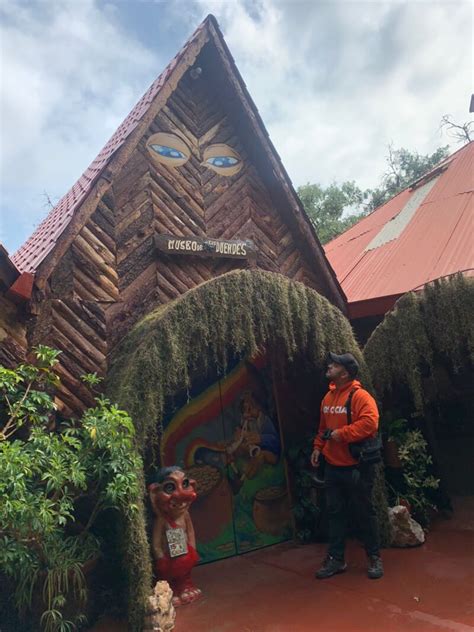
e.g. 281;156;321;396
314;380;379;467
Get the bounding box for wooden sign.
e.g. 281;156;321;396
155;234;255;259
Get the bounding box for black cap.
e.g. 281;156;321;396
328;352;359;378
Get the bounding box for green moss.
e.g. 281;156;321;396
118;471;151;632
106;269;388;628
108;270;370;446
364;274;474;412
373;463;392;546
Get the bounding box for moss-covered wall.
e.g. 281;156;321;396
107;269;388;630
364;274;474;412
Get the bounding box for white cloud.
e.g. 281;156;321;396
192;0;472;189
0;0;160;250
1;0;472;252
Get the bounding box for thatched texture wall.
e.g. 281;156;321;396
107;269;389;630
364;274;474;412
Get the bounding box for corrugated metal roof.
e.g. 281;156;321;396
11;19;209;274
325;141;474;316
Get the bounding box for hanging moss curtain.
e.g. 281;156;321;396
364;274;474;412
107;269;386;630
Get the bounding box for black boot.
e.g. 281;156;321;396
367;555;384;579
315;556;347;579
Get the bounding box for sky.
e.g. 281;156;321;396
0;0;472;255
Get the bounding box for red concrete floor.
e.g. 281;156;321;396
91;498;474;632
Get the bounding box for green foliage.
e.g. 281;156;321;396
298;144;450;243
0;345;60;441
372;462;393;546
380;416;408;443
0;347;142;631
397;430;440;524
366;144;450;211
80;373;103;387
118;471;151;632
286;439;325;543
108;270;368;450
107;269;381;628
297;181;366;244
364;274;474;412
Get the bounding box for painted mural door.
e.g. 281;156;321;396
160;355;292;563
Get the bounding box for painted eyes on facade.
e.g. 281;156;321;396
182;478;190;489
202;144;243;176
150;144;187;160
146;133;243;176
205;156;240;168
146;132;191;167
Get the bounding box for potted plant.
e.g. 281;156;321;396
0;346;142;631
397;429;440;525
380;415;409;468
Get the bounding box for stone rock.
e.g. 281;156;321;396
389;505;425;547
143;580;176;631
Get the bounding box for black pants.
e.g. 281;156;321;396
324;462;380;561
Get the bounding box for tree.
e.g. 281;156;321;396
440;114;472;144
298;181;366;244
299;143;451;244
369;143;450;210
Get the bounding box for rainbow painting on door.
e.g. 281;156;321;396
161;355;292;563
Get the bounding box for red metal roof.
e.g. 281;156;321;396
325;142;474;318
11;19;209;274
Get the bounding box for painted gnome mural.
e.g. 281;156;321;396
160;356;292;564
149;466;202;606
226;387;281;493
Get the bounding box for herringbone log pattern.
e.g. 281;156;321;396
35;71;322;415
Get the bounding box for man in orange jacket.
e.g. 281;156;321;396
311;352;384;580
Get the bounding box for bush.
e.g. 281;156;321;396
0;346;142;631
397;429;439;524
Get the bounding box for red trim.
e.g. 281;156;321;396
6;272;34;303
348;294;402;319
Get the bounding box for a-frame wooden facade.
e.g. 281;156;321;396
9;15;345;416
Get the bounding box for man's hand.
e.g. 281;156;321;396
330;429;343;443
310;448;321;467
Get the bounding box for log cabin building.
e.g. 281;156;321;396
7;14;346;414
2;15;372;579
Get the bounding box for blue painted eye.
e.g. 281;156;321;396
205;156;240;168
150;144;186;159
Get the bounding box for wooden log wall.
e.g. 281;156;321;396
32;61;329;416
38;196;117;415
0;295;27;368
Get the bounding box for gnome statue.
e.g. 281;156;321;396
149;466;202;606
